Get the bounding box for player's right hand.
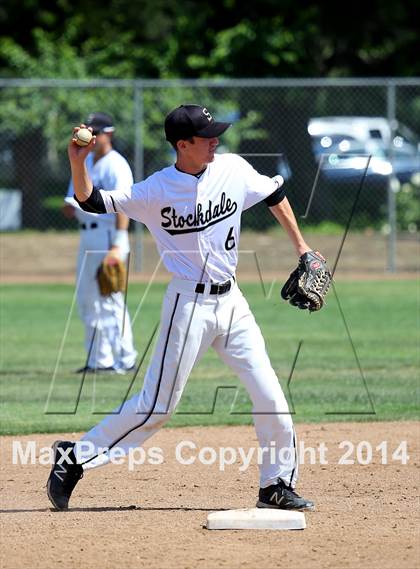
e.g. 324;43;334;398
67;125;96;162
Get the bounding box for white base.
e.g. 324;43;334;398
206;508;306;530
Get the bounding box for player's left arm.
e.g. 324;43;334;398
105;160;133;261
237;153;311;256
271;198;332;311
115;213;129;232
103;213;129;264
268;197;311;257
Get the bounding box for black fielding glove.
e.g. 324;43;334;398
281;251;332;312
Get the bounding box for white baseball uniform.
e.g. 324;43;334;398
65;150;137;371
74;153;298;489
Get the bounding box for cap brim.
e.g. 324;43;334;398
196;121;231;138
89;126;115;134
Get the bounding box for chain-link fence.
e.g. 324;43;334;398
0;78;419;273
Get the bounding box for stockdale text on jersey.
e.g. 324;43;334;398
160;192;238;234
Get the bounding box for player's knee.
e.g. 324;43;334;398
254;399;294;432
143;412;172;431
143;397;179;431
279;412;294;433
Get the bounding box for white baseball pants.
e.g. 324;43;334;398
76;225;137;370
75;278;298;489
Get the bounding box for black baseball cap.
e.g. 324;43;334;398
85;112;115;134
164;104;231;144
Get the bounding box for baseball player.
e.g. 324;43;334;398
63;112;137;373
48;104;318;512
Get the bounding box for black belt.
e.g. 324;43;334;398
195;279;232;295
80;222;98;230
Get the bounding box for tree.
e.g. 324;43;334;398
1;0;419;79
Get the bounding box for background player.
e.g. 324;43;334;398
48;104;320;512
63;112;137;373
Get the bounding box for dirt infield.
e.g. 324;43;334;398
1;422;418;569
1;231;419;283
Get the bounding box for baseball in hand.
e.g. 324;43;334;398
74;128;93;147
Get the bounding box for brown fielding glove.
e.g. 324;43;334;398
97;257;127;296
281;250;332;312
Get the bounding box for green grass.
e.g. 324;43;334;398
266;220;347;235
1;280;419;435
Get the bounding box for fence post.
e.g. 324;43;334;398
386;82;397;273
133;82;144;272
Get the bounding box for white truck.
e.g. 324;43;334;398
307;116;420;183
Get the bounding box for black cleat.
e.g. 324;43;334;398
47;441;83;510
256;478;315;511
76;366;133;375
76;366;117;374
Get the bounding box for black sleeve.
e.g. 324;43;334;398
264;185;286;207
74;186;108;214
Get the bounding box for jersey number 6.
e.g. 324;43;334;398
224;226;236;251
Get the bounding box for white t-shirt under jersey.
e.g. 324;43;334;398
100;153;283;281
66;149;134;226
